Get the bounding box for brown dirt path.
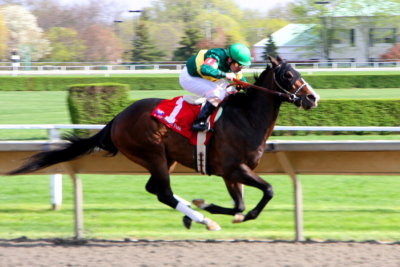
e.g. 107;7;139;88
0;239;399;267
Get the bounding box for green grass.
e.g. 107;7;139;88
0;174;399;241
0;88;400;241
1;89;400;140
2;70;398;78
298;70;400;75
132;88;400;100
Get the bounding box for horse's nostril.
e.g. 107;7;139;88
307;94;316;102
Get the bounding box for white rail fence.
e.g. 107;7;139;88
0;61;399;76
1;124;400;240
2;124;400;210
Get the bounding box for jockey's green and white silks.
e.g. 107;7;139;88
185;48;245;82
180;67;235;101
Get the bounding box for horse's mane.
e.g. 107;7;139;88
222;65;273;110
254;65;272;86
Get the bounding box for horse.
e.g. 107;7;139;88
8;56;319;231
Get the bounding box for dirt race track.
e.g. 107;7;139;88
0;239;399;267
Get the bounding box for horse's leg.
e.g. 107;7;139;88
193;180;245;216
230;163;274;222
146;174;191;208
145;161;191;207
144;163;221;231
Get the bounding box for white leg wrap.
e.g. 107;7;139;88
173;194;191;206
176;202;205;223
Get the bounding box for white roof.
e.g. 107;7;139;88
254;24;316;47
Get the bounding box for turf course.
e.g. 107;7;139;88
1;174;399;241
1;89;400;140
0;87;399;241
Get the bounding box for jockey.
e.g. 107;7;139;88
179;43;252;132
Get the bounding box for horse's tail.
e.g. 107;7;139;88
8;120;118;175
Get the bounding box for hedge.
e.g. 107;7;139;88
301;74;400;89
1;73;399;91
67;83;130;135
0;76;180;91
276;99;400;135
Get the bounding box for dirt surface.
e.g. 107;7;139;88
0;239;399;267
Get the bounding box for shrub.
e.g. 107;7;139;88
0;74;399;91
276;99;400;135
67;83;130;136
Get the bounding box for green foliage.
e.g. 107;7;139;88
243;18;289;45
44;27;86;62
67;83;130;135
0;76;182;91
172;27;202;61
302;73;400;89
131;12;165;62
0;73;399;92
263;35;278;60
277;99;400;135
1;89;400;140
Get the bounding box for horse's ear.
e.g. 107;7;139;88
276;55;284;63
268;56;279;67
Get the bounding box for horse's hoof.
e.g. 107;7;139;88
203;218;221;231
233;213;245;223
192;199;207;209
182;215;192;229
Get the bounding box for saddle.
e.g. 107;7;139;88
151;96;222;174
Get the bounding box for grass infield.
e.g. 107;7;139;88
0;88;399;241
0;174;399;241
1;89;400;140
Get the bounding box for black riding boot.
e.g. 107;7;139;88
192;101;217;132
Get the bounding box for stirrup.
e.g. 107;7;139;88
192;120;210;132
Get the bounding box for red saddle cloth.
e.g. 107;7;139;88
151;96;218;145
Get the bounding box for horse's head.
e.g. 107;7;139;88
269;56;320;110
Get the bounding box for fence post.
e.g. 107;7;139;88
71;172;84;239
48;128;63;210
276;152;304;242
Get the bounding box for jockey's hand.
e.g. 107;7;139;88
225;72;236;81
226;87;238;95
235;84;246;90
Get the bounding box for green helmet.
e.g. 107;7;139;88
228;43;251;66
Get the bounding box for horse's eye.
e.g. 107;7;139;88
284;72;293;79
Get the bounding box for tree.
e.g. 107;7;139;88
263;35;278;60
131;13;165;62
1;5;51;61
80;25;123;62
44;27;86;62
290;0;400;61
172;27;202;61
28;0;121;30
147;22;182;60
149;0;201;23
243;18;289;45
0;12;8;59
381;44;400;61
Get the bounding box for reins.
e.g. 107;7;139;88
231;78;298;103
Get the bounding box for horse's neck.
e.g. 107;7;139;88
247;87;282;141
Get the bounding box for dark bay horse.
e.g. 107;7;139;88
9;56;319;231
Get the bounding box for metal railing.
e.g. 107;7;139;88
2;124;400;141
2;124;400;239
0;60;399;75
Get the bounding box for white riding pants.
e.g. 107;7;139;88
179;67;232;102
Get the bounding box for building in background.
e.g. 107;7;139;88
253;24;318;62
253;0;400;62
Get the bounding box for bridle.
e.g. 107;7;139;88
231;64;307;103
271;64;310;103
